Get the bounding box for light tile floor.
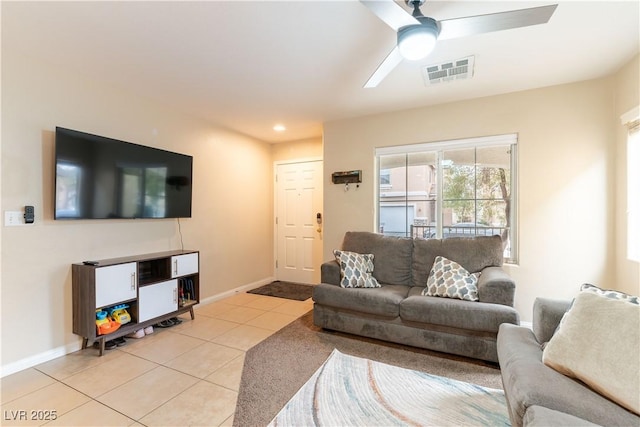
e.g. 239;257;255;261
0;292;314;426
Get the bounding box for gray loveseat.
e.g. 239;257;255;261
497;298;640;426
312;231;520;362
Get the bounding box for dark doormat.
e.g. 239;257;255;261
247;281;314;301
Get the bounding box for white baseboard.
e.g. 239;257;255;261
1;276;276;378
198;276;275;306
1;342;83;378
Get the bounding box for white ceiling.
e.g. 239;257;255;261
3;1;639;143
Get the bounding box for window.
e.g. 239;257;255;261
376;134;517;263
622;107;639;262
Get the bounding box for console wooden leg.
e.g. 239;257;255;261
189;306;195;320
82;338;89;349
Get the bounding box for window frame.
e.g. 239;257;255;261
622;106;640;262
375;134;518;263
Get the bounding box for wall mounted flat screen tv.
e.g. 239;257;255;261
54;127;193;220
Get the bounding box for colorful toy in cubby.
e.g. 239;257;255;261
96;310;108;327
109;304;131;325
96;309;120;335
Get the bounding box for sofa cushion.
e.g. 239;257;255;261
497;323;639;427
312;283;410;317
412;235;503;287
333;250;380;288
542;291;640;415
401;287;518;332
342;232;412;286
423;256;480;301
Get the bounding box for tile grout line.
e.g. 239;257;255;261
2;294;313;426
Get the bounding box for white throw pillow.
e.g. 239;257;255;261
422;256;480;301
333;250;380;288
542;291;640;415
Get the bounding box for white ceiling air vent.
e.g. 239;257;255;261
422;56;475;86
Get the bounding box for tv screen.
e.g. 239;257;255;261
54;127;193;220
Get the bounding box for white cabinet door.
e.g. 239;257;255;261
171;253;198;278
95;263;137;308
138;279;178;322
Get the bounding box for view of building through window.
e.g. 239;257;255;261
377;135;517;262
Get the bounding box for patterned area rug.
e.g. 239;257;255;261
247;281;313;301
269;349;509;426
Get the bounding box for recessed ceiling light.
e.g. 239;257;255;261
273;124;286;132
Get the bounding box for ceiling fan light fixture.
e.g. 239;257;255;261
397;17;439;61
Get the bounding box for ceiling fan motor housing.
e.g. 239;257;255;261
397;16;440;60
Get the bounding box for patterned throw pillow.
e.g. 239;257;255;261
333;250;381;288
422;256;480;301
580;283;639;304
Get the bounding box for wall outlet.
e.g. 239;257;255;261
4;211;25;226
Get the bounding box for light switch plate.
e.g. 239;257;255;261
4;211;25;226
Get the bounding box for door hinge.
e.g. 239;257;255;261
275;260;278;268
275;217;278;225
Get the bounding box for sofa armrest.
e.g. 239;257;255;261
532;297;572;344
320;260;341;286
477;266;515;306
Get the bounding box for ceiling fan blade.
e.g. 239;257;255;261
360;0;419;31
364;46;403;88
438;4;558;40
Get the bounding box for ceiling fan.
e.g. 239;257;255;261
361;0;558;88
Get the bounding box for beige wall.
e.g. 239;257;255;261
324;60;639;321
1;32;635;375
271;137;323;163
613;56;640;296
1;50;274;371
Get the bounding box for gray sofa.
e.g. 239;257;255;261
312;231;520;363
497;298;640;426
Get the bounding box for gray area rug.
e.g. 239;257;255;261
247;281;313;301
233;310;503;427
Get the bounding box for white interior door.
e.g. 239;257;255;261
276;160;323;284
